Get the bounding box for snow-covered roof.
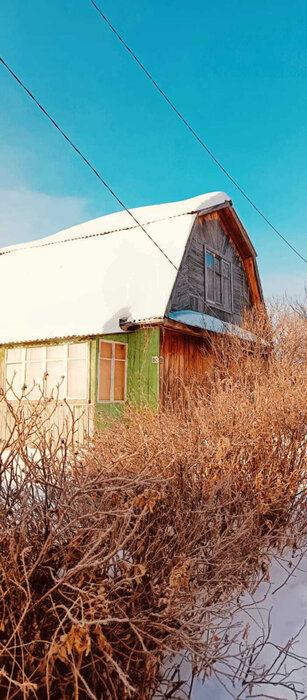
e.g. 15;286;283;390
0;192;231;345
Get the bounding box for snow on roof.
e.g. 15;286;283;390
0;191;230;345
168;311;256;341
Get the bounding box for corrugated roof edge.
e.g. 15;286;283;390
0;318;166;347
0;333;101;348
0;191;231;256
0;211;199;258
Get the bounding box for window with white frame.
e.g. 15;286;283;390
205;249;232;310
5;343;88;400
98;341;127;402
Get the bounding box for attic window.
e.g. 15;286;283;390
205;249;232;310
98;341;127;403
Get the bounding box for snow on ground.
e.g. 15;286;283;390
193;556;307;698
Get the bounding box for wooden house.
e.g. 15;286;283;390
0;192;263;439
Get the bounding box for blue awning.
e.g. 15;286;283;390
168;310;255;341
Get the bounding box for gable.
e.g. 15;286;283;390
168;209;260;326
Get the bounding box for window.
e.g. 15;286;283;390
98;341;127;402
5;343;88;400
5;348;24;400
205;249;232;310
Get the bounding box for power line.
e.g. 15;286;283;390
0;58;226;331
0;56;177;271
88;0;307;266
0;57;232;327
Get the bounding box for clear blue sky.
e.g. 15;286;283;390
1;0;306;298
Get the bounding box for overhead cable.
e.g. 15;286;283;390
0;56;177;271
0;57;244;326
89;0;307;265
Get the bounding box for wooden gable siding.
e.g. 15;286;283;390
159;328;213;407
168;211;251;325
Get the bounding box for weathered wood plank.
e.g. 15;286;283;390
159;329;213;408
168;211;252;326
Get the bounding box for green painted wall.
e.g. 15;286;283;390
94;328;160;426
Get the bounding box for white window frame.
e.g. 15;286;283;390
204;245;233;312
4;343;89;401
98;340;128;404
65;343;89;401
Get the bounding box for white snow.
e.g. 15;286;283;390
0;192;230;345
168;310;256;340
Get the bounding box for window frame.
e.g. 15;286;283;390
65;343;89;401
97;340;128;404
204;245;233;312
4;342;89;402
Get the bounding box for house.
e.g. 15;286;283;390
0;191;263;439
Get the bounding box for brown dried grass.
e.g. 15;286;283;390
0;305;306;699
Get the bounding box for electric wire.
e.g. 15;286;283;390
0;56;177;271
89;0;307;265
0;56;258;327
0;56;228;326
0;55;220;324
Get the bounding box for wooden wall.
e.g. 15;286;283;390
168;211;251;325
159;328;213;408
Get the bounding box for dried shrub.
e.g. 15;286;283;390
0;305;306;699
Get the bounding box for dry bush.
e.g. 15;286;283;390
0;305;306;699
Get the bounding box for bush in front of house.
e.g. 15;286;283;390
0;304;306;699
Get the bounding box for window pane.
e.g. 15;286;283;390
223;275;231;310
6;363;23;398
25;361;43;399
100;341;112;359
114;360;125;401
99;359;111;401
67;359;87;399
214;257;221;273
206;266;214;301
115;343;127;360
26;347;43;362
6;348;22;363
222;260;230;278
68;343;87;359
206;252;213;268
46;360;65;398
46;345;65;360
215;272;222;304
